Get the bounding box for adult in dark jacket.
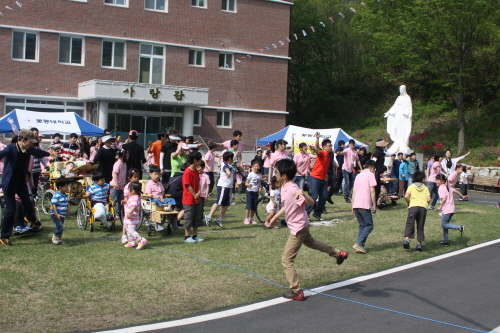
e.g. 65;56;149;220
0;129;50;246
122;130;146;179
93;135;116;183
160;133;180;183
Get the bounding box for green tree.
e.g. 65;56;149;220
353;0;500;154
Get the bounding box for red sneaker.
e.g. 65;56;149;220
336;251;349;265
283;290;305;301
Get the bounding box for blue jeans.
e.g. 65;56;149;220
427;181;439;207
354;208;374;245
408;174;414;186
294;176;305;190
306;176;327;217
342;170;354;198
51;214;65;237
152;197;176;207
111;188;124;217
441;213;460;242
263;167;269;176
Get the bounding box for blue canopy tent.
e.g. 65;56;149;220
0;109;104;137
256;125;368;150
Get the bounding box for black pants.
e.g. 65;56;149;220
162;171;171;184
1;181;37;239
404;206;427;242
32;172;41;197
374;172;382;201
460;184;468;196
335;168;343;194
327;172;338;201
206;172;215;194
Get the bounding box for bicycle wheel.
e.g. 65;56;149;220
41;190;55;215
76;199;89;230
237;183;247;203
254;196;270;223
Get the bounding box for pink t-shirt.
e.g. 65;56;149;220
281;180;309;236
199;173;210;198
145;180;164;198
223;140;243;154
439;184;455;215
447;171;458;188
123;182;130;198
123;194;141;225
352;169;377;209
204;150;215;172
263;153;270;168
111;159;127;190
293;152;311;177
89;146;98;162
147;153;154;165
428;161;441;182
342;148;359;173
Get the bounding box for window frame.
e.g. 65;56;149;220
193;109;202;127
101;40;127;69
11;30;39;62
58;35;85;66
218;52;234;70
221;0;236;12
188;49;205;67
144;0;168;12
138;43;166;85
104;0;128;7
191;0;207;8
216;110;232;128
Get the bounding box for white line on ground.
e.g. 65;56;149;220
97;239;500;333
473;200;497;204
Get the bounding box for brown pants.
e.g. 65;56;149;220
404;206;427;242
398;180;408;198
282;226;340;292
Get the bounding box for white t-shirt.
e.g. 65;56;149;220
459;172;468;185
266;188;281;212
217;162;233;188
246;171;261;192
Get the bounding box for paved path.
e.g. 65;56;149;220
97;240;500;333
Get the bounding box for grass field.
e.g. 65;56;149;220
1;195;499;333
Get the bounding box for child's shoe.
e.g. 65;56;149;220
215;218;225;229
136;238;148;250
121;235;128;244
403;240;410;250
163;205;172;212
244;218;250;225
193;236;204;242
204;215;212;227
336;251;348;265
282;290;305;301
52;235;64;245
124;241;137;248
185;237;197;243
250;218;258;225
416;243;423;252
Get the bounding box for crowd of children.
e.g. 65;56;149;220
0;127;476;301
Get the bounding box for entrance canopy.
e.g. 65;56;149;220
0;109;104;137
256;125;368;151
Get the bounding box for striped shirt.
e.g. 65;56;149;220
87;183;110;202
62;143;80;161
51;190;69;218
123;194;141;225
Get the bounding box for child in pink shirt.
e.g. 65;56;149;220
436;174;465;246
270;159;348;301
351;160;377;254
426;154;443;209
204;143;217;196
120;168;140;244
198;161;210;215
123;182;147;250
145;166;176;211
111;151;127;220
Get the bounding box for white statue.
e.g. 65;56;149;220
384;85;412;153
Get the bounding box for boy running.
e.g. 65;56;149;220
403;170;431;252
271;159;348;301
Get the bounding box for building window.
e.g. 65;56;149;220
11;31;38;61
191;0;206;8
221;0;235;12
59;36;84;65
104;0;127;6
139;44;165;84
102;41;126;68
145;0;167;11
189;50;204;67
193;109;202;126
216;111;231;127
219;53;233;69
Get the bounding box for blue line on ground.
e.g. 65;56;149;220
67;227;488;333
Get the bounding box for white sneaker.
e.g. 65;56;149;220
230;202;237;205
428;206;435;210
121;235;128;244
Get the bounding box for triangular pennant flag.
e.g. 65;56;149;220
328;17;334;23
16;1;22;8
339;12;345;18
294;34;298;40
272;44;277;48
319;22;326;27
247;55;252;59
310;26;315;32
241;56;246;59
360;2;367;5
236;59;241;62
0;12;3;17
302;30;307;36
286;37;291;42
279;41;284;46
259;49;264;53
225;64;229;68
265;46;271;51
349;7;356;12
6;6;13;10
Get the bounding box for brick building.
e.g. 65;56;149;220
0;0;290;148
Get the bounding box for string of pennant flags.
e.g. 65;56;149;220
226;0;381;67
1;0;381;67
0;0;35;17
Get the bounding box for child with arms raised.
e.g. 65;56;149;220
270;159;348;301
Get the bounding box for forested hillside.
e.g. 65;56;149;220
287;0;500;164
